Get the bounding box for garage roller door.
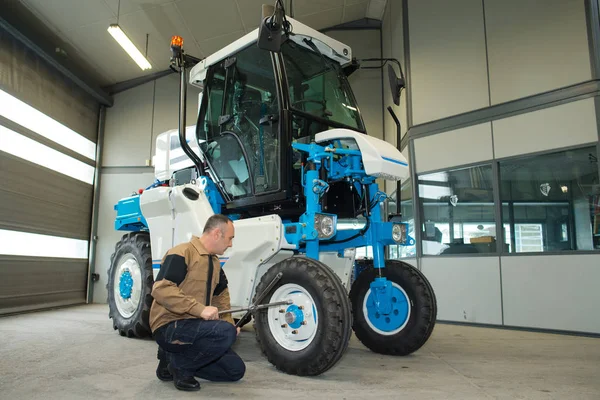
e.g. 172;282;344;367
0;29;99;314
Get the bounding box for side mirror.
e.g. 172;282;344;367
258;4;287;52
388;64;405;106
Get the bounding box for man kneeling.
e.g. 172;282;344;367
150;214;245;391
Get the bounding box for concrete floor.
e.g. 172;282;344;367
0;305;598;400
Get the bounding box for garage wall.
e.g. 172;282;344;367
493;98;598;159
421;257;503;325
501;255;600;333
414;122;493;173
407;0;490;125
383;0;600;334
485;0;591;105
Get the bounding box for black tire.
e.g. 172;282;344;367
349;260;436;355
253;256;352;376
107;232;154;338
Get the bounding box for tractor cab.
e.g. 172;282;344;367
190;25;364;219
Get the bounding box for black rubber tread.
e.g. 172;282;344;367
349;260;436;355
253;256;352;376
407;262;438;345
107;232;154;338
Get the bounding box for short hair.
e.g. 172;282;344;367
203;214;231;234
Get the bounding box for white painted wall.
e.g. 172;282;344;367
408;0;490;124
493;98;598;159
414;122;493;173
485;0;591;105
501;255;600;334
421;256;503;325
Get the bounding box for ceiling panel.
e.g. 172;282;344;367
175;0;244;41
198;30;247;56
17;0;386;85
296;7;344;31
22;0;114;33
343;1;369;23
293;0;345;16
236;0;270;32
60;20;141;84
155;3;205;58
367;0;387;19
102;0;175;16
116;7;182;72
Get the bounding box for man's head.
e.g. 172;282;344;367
200;214;234;255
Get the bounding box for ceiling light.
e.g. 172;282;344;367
107;24;152;70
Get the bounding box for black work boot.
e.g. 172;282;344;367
168;364;200;391
156;347;173;382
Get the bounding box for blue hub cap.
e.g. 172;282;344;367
364;282;410;335
119;271;134;300
284;304;305;329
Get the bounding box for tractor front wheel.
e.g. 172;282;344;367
107;232;154;338
349;260;436;355
253;257;352;376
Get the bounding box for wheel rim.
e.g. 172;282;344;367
267;284;319;351
113;254;143;319
362;282;411;335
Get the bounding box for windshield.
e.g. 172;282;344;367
281;37;364;133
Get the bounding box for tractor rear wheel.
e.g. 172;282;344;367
107;232;153;338
349;260;436;355
253;257;352;376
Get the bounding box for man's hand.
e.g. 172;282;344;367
200;306;219;320
236;327;241;336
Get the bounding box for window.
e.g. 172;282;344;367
499;146;600;252
0;229;88;259
198;45;280;196
419;165;496;255
0;126;94;184
281;39;364;134
0;89;96;160
388;179;416;258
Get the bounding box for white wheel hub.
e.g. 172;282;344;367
113;254;143;319
267;283;319;351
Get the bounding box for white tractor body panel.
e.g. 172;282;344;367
140;182;215;263
316;128;409;181
140;181;309;309
189;16;352;88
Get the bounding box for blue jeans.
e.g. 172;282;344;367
154;319;245;381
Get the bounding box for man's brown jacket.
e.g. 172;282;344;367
149;236;234;332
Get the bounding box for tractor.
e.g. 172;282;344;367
107;1;436;376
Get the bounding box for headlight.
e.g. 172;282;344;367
314;213;337;239
392;223;406;243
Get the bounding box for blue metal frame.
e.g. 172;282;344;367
114;138;409;328
285;141;409;270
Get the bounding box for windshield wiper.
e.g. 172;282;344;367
302;38;333;71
